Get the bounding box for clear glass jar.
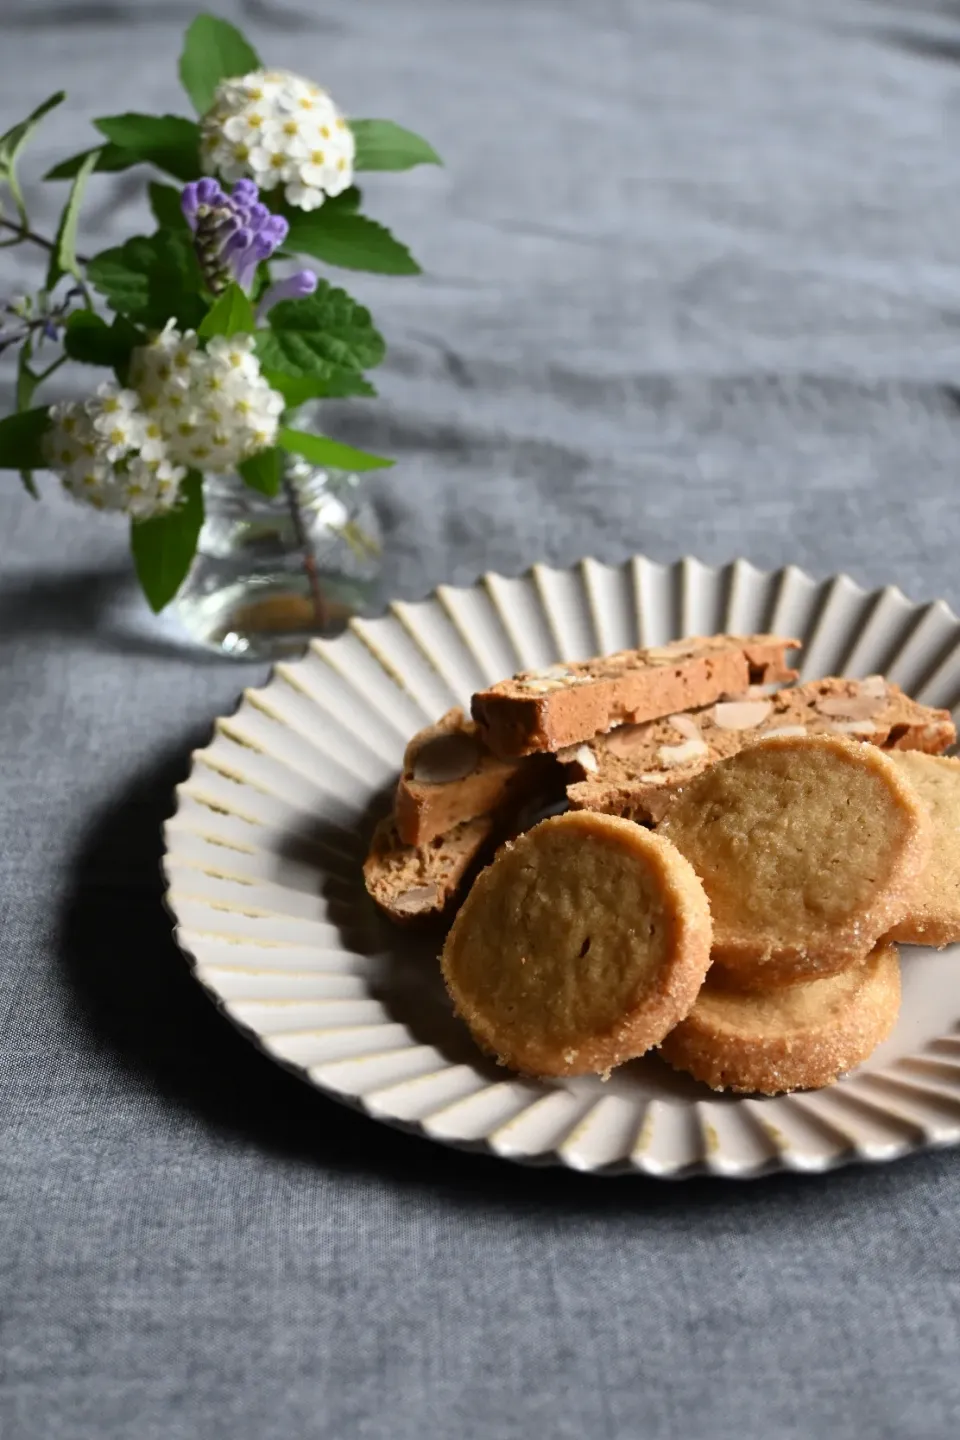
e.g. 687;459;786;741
173;458;383;660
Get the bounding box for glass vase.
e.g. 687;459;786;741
173;457;383;660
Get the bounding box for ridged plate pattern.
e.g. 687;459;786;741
163;557;960;1178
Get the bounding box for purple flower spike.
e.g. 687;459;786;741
222;227;253;260
265;214;289;245
197;177;224;205
257;268;319;322
185;177;289;296
182;177;228;232
181;182;200;227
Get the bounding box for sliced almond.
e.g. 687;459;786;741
826;719;879;736
603;723;651;758
712;700;773;731
637;772;669;785
760;724;808;739
523;664;573;681
657;739;710;767
520;678;566;694
392;884;441;914
668;713;702;742
646;639;703;663
746;683;781;698
412;732;481;785
816;692;884;721
567;744;599;774
860;675;887;699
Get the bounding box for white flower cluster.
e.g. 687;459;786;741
45;324;284;518
131;323;284;474
200;68;355;212
44;385;185;519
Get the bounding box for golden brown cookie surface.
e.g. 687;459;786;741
440;810;713;1077
658;941;901;1094
658;734;929;986
887;751;960;948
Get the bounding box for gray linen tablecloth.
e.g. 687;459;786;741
3;1;960;1435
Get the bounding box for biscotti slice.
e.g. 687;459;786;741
395;707;560;846
658;941;900;1094
441;810;713;1077
565;676;956;824
363;812;493;925
658;735;930;987
887;752;960;948
471;634;799;759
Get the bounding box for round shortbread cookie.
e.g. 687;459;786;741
440;810;713;1077
658;940;901;1094
658;734;929;986
886;751;960;948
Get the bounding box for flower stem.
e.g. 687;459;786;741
281;466;327;632
35;354;67;383
0;215;90;264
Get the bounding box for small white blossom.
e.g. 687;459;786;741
205;334;261;381
129;324;285;474
200;68;355;211
44;384;186;518
120;455;188;519
46;324;283;520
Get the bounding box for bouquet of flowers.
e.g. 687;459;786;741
0;13;438;611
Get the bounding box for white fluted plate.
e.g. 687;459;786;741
162;556;960;1178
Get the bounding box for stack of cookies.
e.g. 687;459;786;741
363;633;960;1094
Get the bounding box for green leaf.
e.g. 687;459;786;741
93;113;202;183
198;283;256;340
109;316;144;385
0;91;65;223
238;447;282;497
332;185;362;213
87;229;207;331
349;119;441;172
15;341;40;497
278;427;393;472
130;470;204;612
63;310;143;374
44;143;136;182
149;181;187;232
46;148;99;291
255;281;384;382
0;406;51;471
264;369;376;408
284;210;420;275
179;14;262;115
